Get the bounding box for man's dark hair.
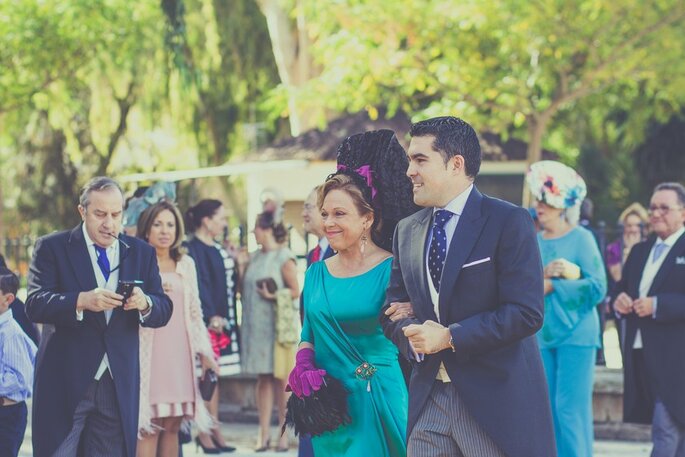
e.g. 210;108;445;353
0;267;19;295
654;182;685;207
409;116;481;178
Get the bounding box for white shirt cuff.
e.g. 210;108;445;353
139;295;153;323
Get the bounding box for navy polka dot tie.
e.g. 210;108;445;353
429;209;454;292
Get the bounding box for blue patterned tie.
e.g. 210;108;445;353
652;242;667;264
95;245;110;281
429;210;454;292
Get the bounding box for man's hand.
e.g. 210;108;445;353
384;301;415;322
76;288;123;313
402;320;451;355
614;292;634;315
633;297;655;318
123;287;149;312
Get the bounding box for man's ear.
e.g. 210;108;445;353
78;205;86;220
451;155;466;174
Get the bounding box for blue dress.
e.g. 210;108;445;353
301;258;407;457
536;226;607;457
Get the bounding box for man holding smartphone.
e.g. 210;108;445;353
26;177;173;457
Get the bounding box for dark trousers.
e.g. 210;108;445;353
298;435;314;457
52;372;125;457
0;401;28;457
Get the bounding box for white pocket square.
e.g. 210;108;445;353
676;256;685;265
462;257;491;269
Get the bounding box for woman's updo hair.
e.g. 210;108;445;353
256;211;288;244
318;174;380;239
185;199;222;232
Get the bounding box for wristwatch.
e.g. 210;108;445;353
448;333;456;353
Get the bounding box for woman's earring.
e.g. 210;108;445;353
360;231;368;256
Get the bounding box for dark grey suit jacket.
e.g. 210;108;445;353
381;187;556;457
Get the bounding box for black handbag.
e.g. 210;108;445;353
199;368;218;401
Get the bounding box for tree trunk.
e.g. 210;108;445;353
522;113;552;206
257;0;322;135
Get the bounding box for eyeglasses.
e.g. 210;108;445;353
648;205;683;215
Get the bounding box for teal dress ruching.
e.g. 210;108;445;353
301;258;407;457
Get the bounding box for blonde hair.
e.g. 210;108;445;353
618;202;649;225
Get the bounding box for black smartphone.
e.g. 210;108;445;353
116;279;144;302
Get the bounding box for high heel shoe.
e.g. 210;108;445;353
195;436;221;454
211;436;237;453
255;438;271;452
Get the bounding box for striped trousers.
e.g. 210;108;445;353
52;372;126;457
408;382;506;457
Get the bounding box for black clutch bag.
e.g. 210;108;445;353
282;375;351;437
199;369;218;401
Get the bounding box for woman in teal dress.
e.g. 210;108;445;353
287;130;419;457
527;161;607;457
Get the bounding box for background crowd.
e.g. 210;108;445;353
1;122;684;457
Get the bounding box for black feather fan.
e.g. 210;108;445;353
282;375;351;437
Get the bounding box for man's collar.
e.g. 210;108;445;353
318;237;330;251
81;223;117;252
658;226;685;246
0;309;13;326
434;184;474;216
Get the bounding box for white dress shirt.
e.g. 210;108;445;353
80;224;120;380
423;184;473;382
633;226;685;349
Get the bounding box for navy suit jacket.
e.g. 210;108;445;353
617;232;685;427
26;225;172;457
381;187;556;457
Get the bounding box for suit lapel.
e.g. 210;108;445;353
649;232;685;295
409;209;438;321
66;225;106;329
438;188;487;324
631;238;654;297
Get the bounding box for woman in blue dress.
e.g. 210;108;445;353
287;130;419;457
527;161;607;457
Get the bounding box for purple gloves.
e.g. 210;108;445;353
286;348;327;398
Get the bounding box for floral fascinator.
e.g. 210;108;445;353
123;182;177;228
526;160;587;209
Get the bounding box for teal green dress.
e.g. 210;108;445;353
301;258;408;457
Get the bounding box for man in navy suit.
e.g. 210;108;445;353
26;177;172;457
381;117;555;456
614;182;685;457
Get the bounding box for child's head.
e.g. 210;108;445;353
0;268;19;314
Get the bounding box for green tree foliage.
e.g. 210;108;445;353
0;0;168;233
294;0;685;162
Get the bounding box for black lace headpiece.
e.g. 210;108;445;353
330;129;420;251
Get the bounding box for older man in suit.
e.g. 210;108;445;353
26;177;172;457
381;117;555;457
614;182;685;457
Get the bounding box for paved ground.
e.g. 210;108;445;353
19;419;652;456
